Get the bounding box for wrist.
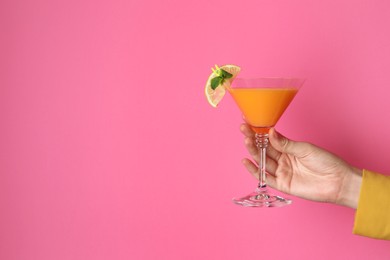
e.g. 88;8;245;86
337;167;362;209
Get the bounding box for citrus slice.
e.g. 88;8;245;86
205;64;241;107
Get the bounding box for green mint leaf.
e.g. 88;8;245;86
211;76;223;90
220;69;233;79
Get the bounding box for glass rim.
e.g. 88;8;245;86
230;77;306;88
235;76;305;80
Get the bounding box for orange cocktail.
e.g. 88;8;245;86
228;88;298;134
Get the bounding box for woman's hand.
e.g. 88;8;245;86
241;124;362;208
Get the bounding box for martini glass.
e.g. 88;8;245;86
227;77;304;207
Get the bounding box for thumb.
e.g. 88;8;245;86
269;128;307;157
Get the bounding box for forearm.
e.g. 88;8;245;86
337;166;362;209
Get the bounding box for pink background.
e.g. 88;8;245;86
1;0;390;259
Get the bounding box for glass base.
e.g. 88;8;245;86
233;188;292;207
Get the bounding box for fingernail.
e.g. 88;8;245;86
241;159;248;165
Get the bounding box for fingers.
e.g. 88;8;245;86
269;128;311;158
265;174;276;189
267;144;282;161
244;137;259;162
241;158;258;179
269;128;291;153
240;123;255;138
240;127;279;191
242;157;278;177
241;158;277;189
265;157;278;176
243;130;282;163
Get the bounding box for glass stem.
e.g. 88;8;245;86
255;133;269;191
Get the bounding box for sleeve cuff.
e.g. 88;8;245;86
353;169;390;240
